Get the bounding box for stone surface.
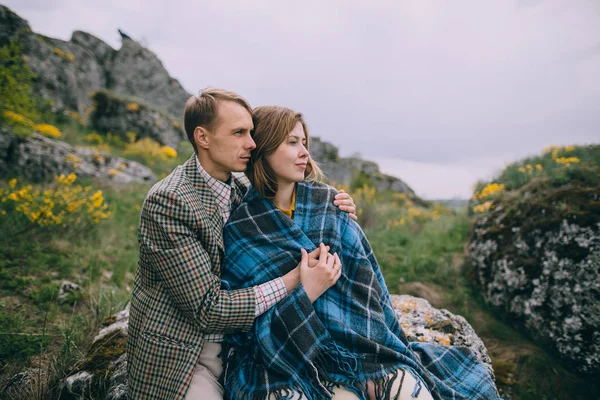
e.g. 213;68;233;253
89;90;185;149
469;178;600;376
310;137;421;198
51;296;494;399
391;294;495;377
0;5;190;120
58;280;80;302
0;128;156;185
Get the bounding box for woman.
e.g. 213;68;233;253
221;106;500;400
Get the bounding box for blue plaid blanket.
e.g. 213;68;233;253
221;181;500;400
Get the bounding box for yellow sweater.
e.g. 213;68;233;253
276;187;296;219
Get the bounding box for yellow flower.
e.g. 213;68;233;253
126;132;137;143
90;191;104;208
35;123;62;139
3;111;34;126
8;178;17;188
161;146;177;159
108;169;120;177
536;164;543;171
474;183;505;200
127;102;140;112
86;132;104;144
8;193;18;201
555;157;580;166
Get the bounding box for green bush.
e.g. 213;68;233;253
0;40;38;123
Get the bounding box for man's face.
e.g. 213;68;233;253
201;101;255;180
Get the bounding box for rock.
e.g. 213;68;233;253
59;371;93;399
108;37;190;118
51;296;494;399
58;280;80;302
0;5;31;47
89;90;184;149
0;5;190;120
0;128;156;185
310;137;425;201
391;295;495;377
469;176;600;377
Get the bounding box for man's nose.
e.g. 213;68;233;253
246;135;256;150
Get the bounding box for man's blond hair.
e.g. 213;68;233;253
183;88;253;152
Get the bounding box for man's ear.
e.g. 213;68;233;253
194;126;210;150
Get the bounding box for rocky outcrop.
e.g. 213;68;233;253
90;91;184;149
0;128;156;184
46;295;494;399
310;137;421;197
108;36;190;118
0;5;190;120
469;177;600;377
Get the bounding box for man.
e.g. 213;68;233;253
127;88;357;399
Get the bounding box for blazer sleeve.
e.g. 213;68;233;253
139;188;256;334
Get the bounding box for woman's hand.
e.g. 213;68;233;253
334;190;358;221
300;243;342;303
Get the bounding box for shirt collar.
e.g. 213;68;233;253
195;154;235;206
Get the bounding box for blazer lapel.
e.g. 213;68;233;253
183;156;224;251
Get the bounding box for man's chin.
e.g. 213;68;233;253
232;165;248;173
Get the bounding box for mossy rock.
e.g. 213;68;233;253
469;176;600;377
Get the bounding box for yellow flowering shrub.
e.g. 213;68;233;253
35;123;62;139
2;110;35;137
387;203;450;228
124;137;177;165
126;132;137;143
472;183;505;201
161;146;178;159
473;201;494;213
85;131;104;144
554;157;580;167
0;174;112;235
351;184;377;229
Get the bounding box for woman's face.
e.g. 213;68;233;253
266;122;309;186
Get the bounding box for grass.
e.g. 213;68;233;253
1;121;598;399
0;178;150;397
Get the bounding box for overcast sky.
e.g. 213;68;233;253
5;0;600;198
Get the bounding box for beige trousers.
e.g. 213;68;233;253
185;342;224;400
185;345;434;400
332;369;434;400
268;369;434;400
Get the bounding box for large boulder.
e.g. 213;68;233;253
0;128;156;185
108;36;190;119
469;176;600;377
49;295;494;399
89;90;185;149
0;5;190;120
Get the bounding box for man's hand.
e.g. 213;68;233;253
300;244;342;303
334;190;358;221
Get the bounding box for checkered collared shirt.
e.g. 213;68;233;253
196;155;287;343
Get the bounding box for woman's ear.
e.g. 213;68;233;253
194;126;210;150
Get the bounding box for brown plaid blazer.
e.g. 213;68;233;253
127;156;255;399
